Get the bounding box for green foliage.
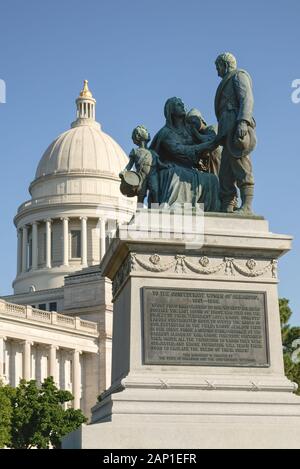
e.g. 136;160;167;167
283;353;300;394
1;376;86;449
0;383;15;448
279;298;292;326
280;298;300;395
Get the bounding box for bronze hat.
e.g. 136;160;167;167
227;124;257;158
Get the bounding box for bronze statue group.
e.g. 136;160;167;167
119;52;256;214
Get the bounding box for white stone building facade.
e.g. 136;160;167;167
0;298;99;416
1;81;135;416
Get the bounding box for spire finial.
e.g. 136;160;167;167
72;79;100;128
79;79;93;98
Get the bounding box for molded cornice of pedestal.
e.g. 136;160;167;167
100;211;292;299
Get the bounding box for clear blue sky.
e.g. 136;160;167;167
0;0;299;323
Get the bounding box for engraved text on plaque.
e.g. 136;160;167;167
142;287;269;367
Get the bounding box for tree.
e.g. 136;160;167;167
0;383;14;448
279;298;300;395
5;377;87;449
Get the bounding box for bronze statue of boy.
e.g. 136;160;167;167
120;125;169;206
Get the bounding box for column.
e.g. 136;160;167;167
80;216;88;267
99;217;106;261
72;349;81;409
45;219;52;268
22;225;28;272
0;336;6;381
49;345;58;385
23;341;32;381
61;217;69;266
32;221;38;270
17;229;22;274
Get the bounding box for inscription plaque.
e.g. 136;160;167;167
142;287;269;367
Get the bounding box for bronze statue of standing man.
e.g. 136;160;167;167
214;52;256;214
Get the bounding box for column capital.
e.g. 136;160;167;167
60;216;69;221
20;340;34;346
32;220;39;226
48;344;59;351
79;216;88;221
0;336;7;341
22;224;29;230
44;218;52;223
73;349;83;355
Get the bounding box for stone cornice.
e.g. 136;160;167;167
15;197;135;224
29;169;120;191
64;271;103;285
63;304;112;316
2;286;64;301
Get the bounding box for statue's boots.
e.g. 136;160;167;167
221;196;238;213
235;186;254;215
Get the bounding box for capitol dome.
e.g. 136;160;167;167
35;80;128;186
35;116;128;180
27;80;133;201
13;80;135;296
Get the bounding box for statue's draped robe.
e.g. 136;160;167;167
150;126;220;211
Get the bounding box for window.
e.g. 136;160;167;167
49;302;57;312
71;230;81;258
38;303;46;311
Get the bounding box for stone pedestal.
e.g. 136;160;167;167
63;210;300;449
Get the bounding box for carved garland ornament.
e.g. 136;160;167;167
112;253;278;296
129;253;277;278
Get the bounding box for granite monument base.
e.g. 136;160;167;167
63;210;300;449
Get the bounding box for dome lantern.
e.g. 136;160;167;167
72;80;97;128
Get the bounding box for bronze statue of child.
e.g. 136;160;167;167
120;125;169;206
186;108;221;176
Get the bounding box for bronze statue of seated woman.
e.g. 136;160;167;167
149;97;220;211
